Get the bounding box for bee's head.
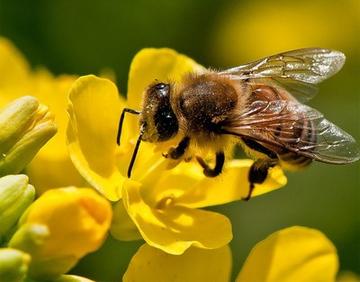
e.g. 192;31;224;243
140;82;179;142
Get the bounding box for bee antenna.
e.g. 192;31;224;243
127;133;142;178
117;108;140;146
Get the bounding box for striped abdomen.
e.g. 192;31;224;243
276;116;316;169
249;84;317;169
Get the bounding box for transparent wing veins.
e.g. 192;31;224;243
220;48;346;84
220;48;345;103
224;100;360;164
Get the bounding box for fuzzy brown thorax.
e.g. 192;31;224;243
171;73;248;149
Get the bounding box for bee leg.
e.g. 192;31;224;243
163;136;190;160
196;151;225;177
243;159;277;201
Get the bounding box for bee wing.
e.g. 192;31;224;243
249;77;319;103
223;100;360;164
220;48;345;102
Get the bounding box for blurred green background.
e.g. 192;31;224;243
0;0;359;281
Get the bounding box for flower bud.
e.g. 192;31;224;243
9;187;112;280
0;174;35;243
0;96;57;176
0;248;30;282
53;274;95;282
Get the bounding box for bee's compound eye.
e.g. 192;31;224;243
154;83;167;90
153;83;170;98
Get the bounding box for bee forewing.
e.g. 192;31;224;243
223;100;360;164
220;48;346;84
248;77;319;103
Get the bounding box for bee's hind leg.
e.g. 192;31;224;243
243;159;278;201
196;151;225;177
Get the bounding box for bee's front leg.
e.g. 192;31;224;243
243;159;278;201
163;136;190;160
196;151;225;177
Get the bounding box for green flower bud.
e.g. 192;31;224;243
8;223;49;255
0;248;30;282
0;174;35;243
53;275;95;282
8;223;76;280
0;96;57;176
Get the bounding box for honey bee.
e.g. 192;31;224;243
117;48;360;200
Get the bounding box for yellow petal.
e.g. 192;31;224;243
26;71;85;190
177;159;287;208
126;48;204;132
0;37;30;92
123;244;232;282
67;75;125;200
29;71;76;161
236;226;339;282
133;159;202;207
0;40;84;189
26;157;86;193
122;180;232;255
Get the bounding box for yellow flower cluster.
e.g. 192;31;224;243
0;176;111;281
0;37;354;282
9;187;112;279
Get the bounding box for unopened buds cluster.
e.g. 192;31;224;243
0;178;111;281
8;187;112;280
0;96;57;176
0;96;111;281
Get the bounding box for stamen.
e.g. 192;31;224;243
156;196;174;210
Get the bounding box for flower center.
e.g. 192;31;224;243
156;196;174;210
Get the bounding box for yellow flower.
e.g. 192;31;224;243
123;226;338;282
118;159;285;254
8;187;112;280
0;37;84;191
67;48;287;255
